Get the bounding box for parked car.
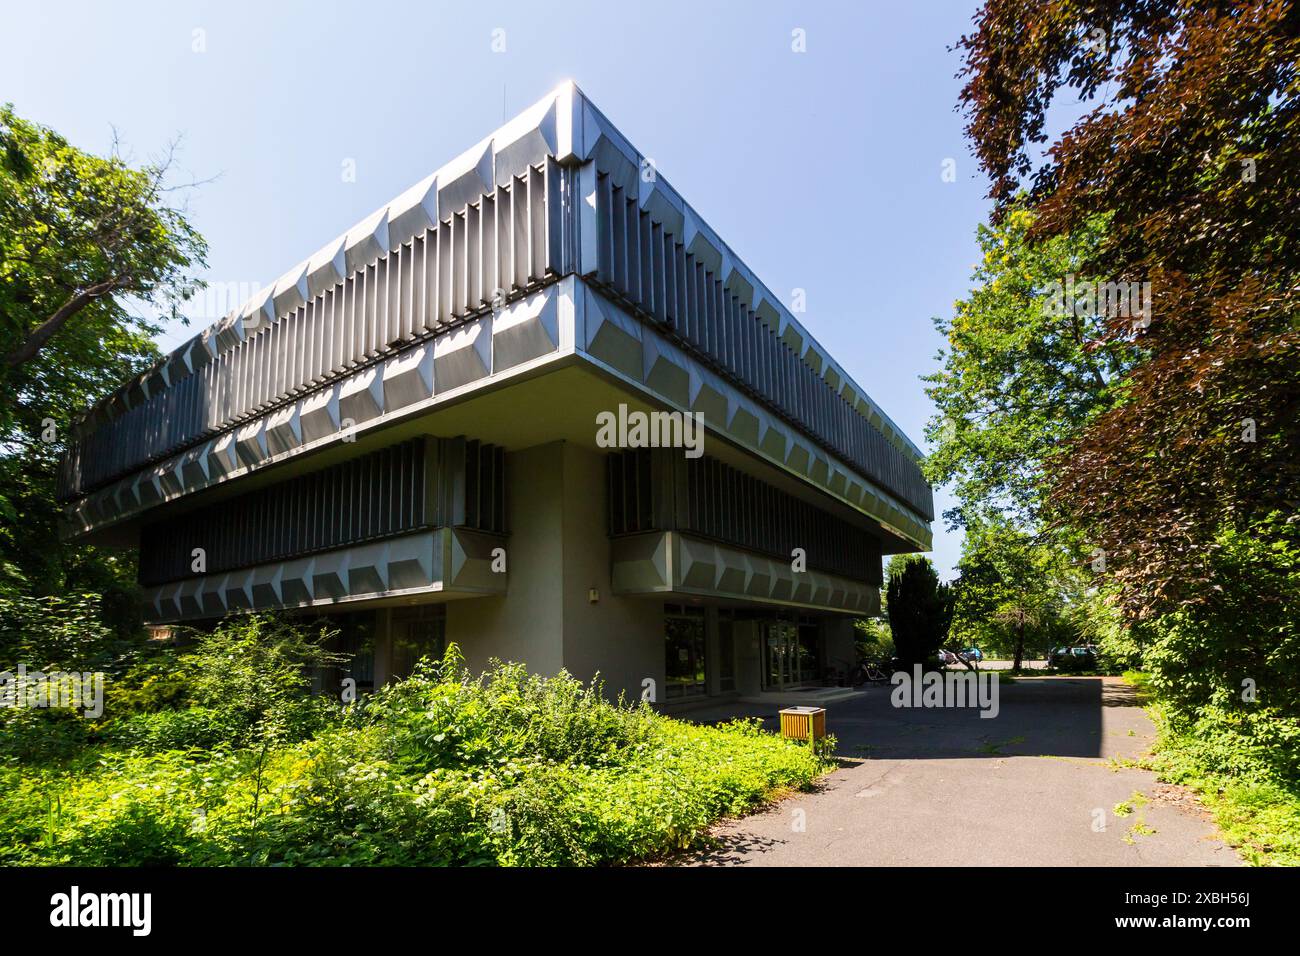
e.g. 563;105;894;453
937;648;981;666
1049;645;1098;670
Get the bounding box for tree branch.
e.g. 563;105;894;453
4;279;119;368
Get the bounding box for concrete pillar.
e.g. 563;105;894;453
822;616;857;682
735;619;763;696
557;442;663;704
371;607;394;687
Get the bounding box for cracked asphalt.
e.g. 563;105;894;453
686;676;1242;867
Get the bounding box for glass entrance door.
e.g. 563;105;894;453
762;615;821;689
664;604;707;699
762;619;797;690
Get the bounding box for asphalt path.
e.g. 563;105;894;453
686;676;1241;866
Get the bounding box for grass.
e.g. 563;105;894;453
1122;671;1300;866
974;734;1026;755
1144;728;1300;867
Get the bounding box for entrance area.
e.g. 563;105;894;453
761;613;822;690
664;604;707;699
662;603;839;702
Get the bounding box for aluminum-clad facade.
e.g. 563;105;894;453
59;160;562;498
59;83;931;541
57;82;934;704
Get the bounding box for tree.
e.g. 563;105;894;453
853;616;894;663
885;556;953;668
0;590;118;671
0;105;206;374
0;105;206;594
924;205;1135;530
952;516;1079;672
924;203;1147;671
957;0;1300;619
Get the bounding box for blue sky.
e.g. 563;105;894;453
1;0;991;578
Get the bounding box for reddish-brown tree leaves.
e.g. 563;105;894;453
958;0;1300;617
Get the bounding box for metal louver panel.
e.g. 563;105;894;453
606;448;880;584
137;434;508;587
586;170;932;522
62;160;565;500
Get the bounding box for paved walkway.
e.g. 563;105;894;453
686;676;1241;866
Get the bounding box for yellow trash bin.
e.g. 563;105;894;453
779;706;827;743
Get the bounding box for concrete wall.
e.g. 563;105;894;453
557;442;663;703
446;442;566;678
446;440;662;703
823;616;858;680
432;439;868;703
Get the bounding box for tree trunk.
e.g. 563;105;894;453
1012;620;1025;674
4;280;116;368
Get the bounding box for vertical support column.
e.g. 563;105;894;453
372;607;395;688
704;605;720;697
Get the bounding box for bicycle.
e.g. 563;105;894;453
852;658;896;685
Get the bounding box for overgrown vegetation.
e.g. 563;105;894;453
0;616;829;867
1122;673;1300;867
931;1;1300;864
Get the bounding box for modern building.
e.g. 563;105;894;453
58;82;933;708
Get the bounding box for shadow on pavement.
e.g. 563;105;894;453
693;831;785;864
686;677;1108;760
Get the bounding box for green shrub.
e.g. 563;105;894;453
0;707;91;765
0;591;122;672
362;648;659;773
1108;518;1300;865
100;655;192;717
179;614;346;741
90;615;346;751
98;707;242;754
1144;514;1300;720
0;645;830;867
1145;700;1300;866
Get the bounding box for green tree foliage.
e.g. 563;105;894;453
924;205;1135;528
0;104;206;595
885;556;953;667
951;516;1080;671
957;0;1300;618
0;591;118;671
853;617;894;663
0;104;205;379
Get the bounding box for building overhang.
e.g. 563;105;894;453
65;277;931;554
610;531;881;617
141;527;506;624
